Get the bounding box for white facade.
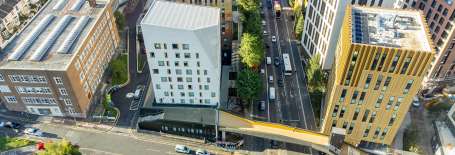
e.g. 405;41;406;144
301;0;399;70
141;1;221;106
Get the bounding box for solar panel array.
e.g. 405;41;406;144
30;15;74;61
8;14;56;61
52;0;68;11
57;16;91;54
70;0;85;11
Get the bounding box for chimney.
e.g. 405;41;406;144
87;0;96;7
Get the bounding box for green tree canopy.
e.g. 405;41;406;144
114;11;126;30
237;68;262;106
241;11;261;35
38;140;81;155
295;14;304;39
306;54;326;93
237;0;260;12
239;33;264;69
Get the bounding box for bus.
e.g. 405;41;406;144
283;53;292;75
274;1;281;19
269;87;275;100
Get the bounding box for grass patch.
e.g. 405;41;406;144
0;137;35;152
109;54;128;85
310;91;323;127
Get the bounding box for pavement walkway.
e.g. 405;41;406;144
1;145;35;155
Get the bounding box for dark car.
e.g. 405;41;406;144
274;57;280;66
4;122;21;129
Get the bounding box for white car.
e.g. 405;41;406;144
262;20;266;26
196;149;210;155
24;128;43;137
271;36;277;42
263;30;268;35
175;145;191;154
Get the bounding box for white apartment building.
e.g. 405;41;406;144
141;0;221;106
301;0;398;70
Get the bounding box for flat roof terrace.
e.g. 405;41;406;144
0;0;106;71
351;6;431;51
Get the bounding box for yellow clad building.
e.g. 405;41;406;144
322;6;435;146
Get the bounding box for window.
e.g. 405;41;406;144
375;94;384;108
353;108;360;120
175;53;181;58
211;92;216;97
339;107;346;118
369;111;376;123
400;57;412;74
156;84;161;89
4;96;17;103
371;52;380;70
380;127;388;140
176;69;182;75
161;77;168;82
172;44;178;49
189;92;195;97
389;53;401;73
204;85;209;90
54;77;63;84
350;91;358;104
177;77;183;82
15;86;52;94
374;75;383;90
186;77;192;82
8;75;47;83
358;92;366;104
150;52;155;58
22;97;56;105
153;69;159;74
364;74;372;89
184;53;191;58
0;85;11;93
386;96;394;110
196;53;199;58
158;61;165;66
164;92;169;96
339;89;347;102
332;120;337;127
182;44;189;50
382;77;391;91
154;43;161;49
363;125;371;137
389;113;397;126
64;99;72;106
395;97;403;111
347;123;355;134
362;109;370;122
332;105;339;117
377;52;388;71
342;122;348;129
186;69;192;75
178;85;184;89
403;80;414;94
59;88;68;96
373;127;381;139
175;61;180;66
204;70;208;75
184;62;189;67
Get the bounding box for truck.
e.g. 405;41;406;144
269;87;275;100
274;1;281;19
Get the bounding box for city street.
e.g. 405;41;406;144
253;0;316;131
111;0;150;127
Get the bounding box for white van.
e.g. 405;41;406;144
269;76;273;83
175;145;191;154
266;57;272;65
269;87;275;100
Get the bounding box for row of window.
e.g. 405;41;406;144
156;60;202;68
159;76;211;84
161;91;216;98
9;75;46;83
156;83;211;91
332;120;389;140
157;98;212;104
16;86;52;95
154;43;190;50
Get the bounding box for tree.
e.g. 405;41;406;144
294;14;304;39
237;0;260;12
237;69;262;108
306;54;326;93
241;11;261;35
239;33;264;69
37;140;81;155
114;11;126;30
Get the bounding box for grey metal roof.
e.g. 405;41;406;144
142;0;220;30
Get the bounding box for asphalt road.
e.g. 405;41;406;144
252;0;316;130
111;0;150;127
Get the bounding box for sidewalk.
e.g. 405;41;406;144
0;145;35;155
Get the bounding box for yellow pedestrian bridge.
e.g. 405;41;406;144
218;111;336;154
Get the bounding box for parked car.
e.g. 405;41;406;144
175;145;191;154
4;122;21;129
274;57;280;66
269;76;273;83
266;57;272;65
271;36;277;42
262;20;266;26
134;85;144;100
195;149;210;155
24;128;43;137
263;30;268;35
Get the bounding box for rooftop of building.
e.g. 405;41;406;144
141;0;220;30
351;6;431;51
0;0;108;71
